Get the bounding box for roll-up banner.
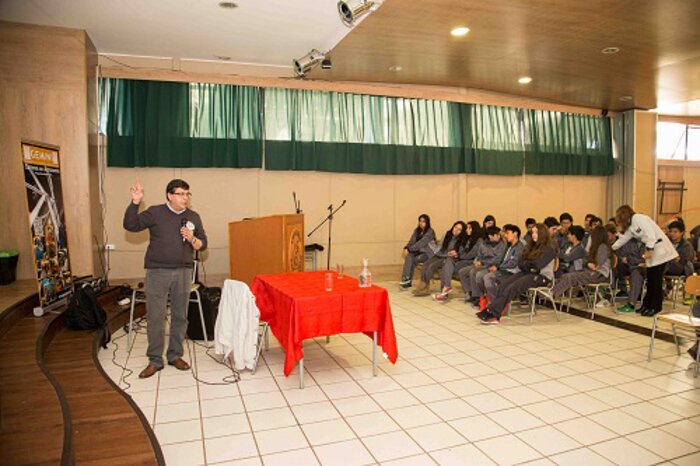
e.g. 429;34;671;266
21;141;73;313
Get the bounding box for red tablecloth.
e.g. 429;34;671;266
251;272;399;376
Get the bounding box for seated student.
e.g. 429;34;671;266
665;221;695;277
555;213;573;254
413;221;466;296
477;224;524;309
477;223;557;324
557;225;587;277
551;225;612;300
400;214;436;289
437;221;482;298
606;223;646;313
544;216;560;239
482;215;496;234
522;218;536;245
455;226;505;305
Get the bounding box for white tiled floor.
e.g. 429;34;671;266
98;282;700;465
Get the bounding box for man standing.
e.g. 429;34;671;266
124;179;207;378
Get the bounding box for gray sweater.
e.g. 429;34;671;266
472;239;506;267
124;203;208;269
499;241;524;274
672;238;695;276
405;228;436;257
616;238;645;269
559;243;587;272
589;244;612;278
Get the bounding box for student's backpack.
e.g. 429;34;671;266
65;284;111;348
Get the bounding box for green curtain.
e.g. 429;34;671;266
524;110;613;175
103;78;262;168
264;88;473;174
470;105;524;175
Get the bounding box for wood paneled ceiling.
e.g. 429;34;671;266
311;0;700;112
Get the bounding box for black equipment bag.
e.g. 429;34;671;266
65;285;111;348
187;285;221;341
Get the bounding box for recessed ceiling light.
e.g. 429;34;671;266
518;76;532;84
619;95;633;101
450;26;470;37
214;55;232;61
218;1;238;9
601;46;620;54
389;65;403;72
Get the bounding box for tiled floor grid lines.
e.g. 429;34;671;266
98;282;700;466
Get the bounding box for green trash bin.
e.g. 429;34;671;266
0;250;19;285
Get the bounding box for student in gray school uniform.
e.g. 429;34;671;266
521;218;536;246
557;225;587;277
665;221;695;277
437;221;482;297
457;226;505;305
474;224;524;309
400;214;436;289
554;212;573;254
551;225;613;299
413;221;467;296
607;223;646;313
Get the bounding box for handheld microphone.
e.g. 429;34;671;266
181;218;188;242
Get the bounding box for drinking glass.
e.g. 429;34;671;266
324;272;333;292
336;263;344;279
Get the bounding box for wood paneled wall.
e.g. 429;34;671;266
0;21;101;280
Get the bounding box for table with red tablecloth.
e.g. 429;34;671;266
251;272;398;382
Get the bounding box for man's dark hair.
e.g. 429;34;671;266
559;212;573;223
668;220;685;233
604;223;618;235
544;216;560;228
568;225;585;241
591;216;603;226
585;213;595;221
525;217;536;227
166;179;190;196
503;224;521;238
485;226;501;238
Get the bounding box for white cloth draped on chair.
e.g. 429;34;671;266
214;279;260;370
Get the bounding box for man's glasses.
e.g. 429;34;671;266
171;191;192;198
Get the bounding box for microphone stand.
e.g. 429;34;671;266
307;200;347;270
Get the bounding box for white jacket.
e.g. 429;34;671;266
214;280;260;371
612;214;678;268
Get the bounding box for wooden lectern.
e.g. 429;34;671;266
228;214;305;285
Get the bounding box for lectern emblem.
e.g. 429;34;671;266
288;228;304;272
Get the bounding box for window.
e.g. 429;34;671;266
687;126;700;161
656;121;699;160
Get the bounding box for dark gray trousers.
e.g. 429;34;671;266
145;268;191;368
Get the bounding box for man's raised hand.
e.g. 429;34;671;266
130;180;144;204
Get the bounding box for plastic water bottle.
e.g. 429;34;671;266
358;258;372;288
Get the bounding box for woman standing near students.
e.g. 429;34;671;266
413;221;467;296
612;205;678;316
400;214;436;289
550;225;612;299
478;223;556;324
